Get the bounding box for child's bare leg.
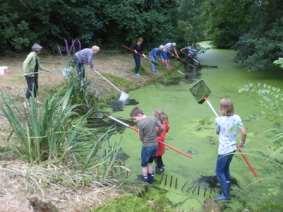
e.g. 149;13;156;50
147;163;154;174
165;60;170;69
142;167;148;177
167;60;171;69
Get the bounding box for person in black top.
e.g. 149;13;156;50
131;37;145;77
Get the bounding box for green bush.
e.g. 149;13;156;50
235;18;283;71
0;0;179;52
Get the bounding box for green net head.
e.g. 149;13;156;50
189;80;211;104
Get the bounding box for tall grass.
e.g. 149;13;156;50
235;83;283;211
0;77;125;179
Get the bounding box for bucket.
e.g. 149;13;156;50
0;66;8;75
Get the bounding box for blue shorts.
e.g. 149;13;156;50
141;145;157;167
161;51;170;60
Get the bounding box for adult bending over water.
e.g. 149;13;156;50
73;45;100;87
215;98;247;201
161;42;179;69
149;45;164;74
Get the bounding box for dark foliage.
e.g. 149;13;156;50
0;0;178;52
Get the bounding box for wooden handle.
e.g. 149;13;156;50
160;141;192;159
238;148;258;177
93;69;122;92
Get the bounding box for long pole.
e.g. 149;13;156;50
93;70;122;93
121;45;159;65
108;116;192;159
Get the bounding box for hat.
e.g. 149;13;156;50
32;43;43;51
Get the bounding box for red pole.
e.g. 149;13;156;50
238;148;258;177
129;126;192;159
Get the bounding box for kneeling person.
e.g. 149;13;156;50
130;107;160;183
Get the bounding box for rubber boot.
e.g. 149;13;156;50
223;182;231;200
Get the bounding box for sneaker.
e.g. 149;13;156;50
158;167;165;173
147;173;154;184
137;175;149;183
155;167;165;174
215;194;230;201
135;73;140;78
23;102;28;108
143;176;149;183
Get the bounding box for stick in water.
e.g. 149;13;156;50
108;116;192;159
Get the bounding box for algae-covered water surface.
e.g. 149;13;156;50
108;47;283;211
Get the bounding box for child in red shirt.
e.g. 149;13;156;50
154;111;170;174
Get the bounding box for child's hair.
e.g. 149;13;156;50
137;37;144;43
130;107;144;117
219;98;234;116
160;112;169;123
154;110;168;123
154;110;161;119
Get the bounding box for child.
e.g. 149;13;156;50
130;107;160;183
131;37;145;77
154;111;170;174
148;45;164;74
215;98;247;201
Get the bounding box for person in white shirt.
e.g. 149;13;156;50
215;98;247;201
161;42;179;69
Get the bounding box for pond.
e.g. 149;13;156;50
109;45;283;211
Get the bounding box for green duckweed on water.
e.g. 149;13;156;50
96;46;283;211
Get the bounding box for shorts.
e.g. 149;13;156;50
141;145;157;167
161;51;170;60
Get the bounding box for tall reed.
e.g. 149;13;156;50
1;77;124;178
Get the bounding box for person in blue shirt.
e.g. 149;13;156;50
149;45;164;73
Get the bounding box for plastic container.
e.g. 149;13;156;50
0;66;8;75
